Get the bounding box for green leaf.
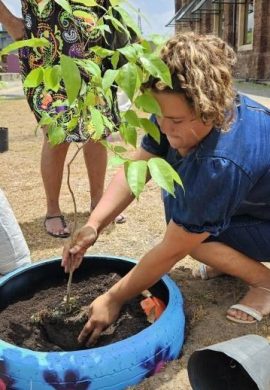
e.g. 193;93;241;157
108;155;126;168
90;46;114;58
86;91;97;106
66;117;79;131
124;110;140;127
60;54;81;104
148;157;183;196
55;0;72;13
140;118;160;143
1;38;49;56
114;6;142;37
24;68;44;88
113;145;127;153
104;15;128;35
102;69;118;90
109;0;121;6
111;51;120;69
125;125;137;148
116;63;138;100
72;0;98;5
90;107;105;139
48;126;66;145
76;59;101;81
140;54;172;87
43;66;61;92
73;10;96;19
39;113;54;127
94;24;111;37
125;160;148;198
135;92;161;116
117;45;138;63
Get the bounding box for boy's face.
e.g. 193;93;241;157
153;91;212;156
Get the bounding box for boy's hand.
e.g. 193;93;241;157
78;293;122;347
61;225;98;273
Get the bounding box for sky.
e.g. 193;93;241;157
2;0;175;36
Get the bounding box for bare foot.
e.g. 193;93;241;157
44;215;70;238
227;286;270;323
192;264;224;280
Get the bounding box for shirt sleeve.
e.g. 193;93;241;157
170;156;252;236
140;115;170;157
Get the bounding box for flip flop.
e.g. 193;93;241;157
44;215;70;238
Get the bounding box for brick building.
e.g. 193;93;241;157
0;24;20;73
167;0;270;81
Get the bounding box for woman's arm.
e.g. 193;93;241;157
0;1;24;41
78;221;209;345
62;147;155;271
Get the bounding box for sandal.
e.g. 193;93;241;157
226;286;270;324
114;214;126;224
44;215;70;238
192;264;209;280
192;263;224;280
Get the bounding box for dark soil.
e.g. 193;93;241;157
0;271;150;352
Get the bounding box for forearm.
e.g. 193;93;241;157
108;241;184;304
87;165;135;232
107;222;209;304
86;147;154;233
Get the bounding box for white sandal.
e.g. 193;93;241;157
192;264;209;280
226;286;270;324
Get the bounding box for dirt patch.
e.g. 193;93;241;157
0;270;149;351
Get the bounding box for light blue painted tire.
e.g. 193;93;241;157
0;256;185;389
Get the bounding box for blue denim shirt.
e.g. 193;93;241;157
141;95;270;236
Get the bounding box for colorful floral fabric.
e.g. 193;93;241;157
19;0;120;142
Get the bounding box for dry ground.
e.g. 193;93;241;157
1;99;270;390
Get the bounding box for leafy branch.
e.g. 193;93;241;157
0;1;183;198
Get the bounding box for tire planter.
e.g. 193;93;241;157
0;255;185;390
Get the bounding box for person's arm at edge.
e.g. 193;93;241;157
0;1;24;41
78;221;209;345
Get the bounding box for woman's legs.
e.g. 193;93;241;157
190;242;270;322
41;132;70;236
83;139;107;210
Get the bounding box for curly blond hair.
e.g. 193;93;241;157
145;32;237;130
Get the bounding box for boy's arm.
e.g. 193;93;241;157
0;1;24;41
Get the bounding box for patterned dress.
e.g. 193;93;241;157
19;0;120;142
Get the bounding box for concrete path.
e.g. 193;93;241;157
0;80;24;99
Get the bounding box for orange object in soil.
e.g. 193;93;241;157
140;291;166;323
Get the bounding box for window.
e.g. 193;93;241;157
243;0;254;45
213;2;224;38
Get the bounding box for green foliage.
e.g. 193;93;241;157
0;1;183;198
60;54;81;104
24;68;44;88
148;158;183;197
0;38;49;57
55;0;73;14
125;160;148;199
